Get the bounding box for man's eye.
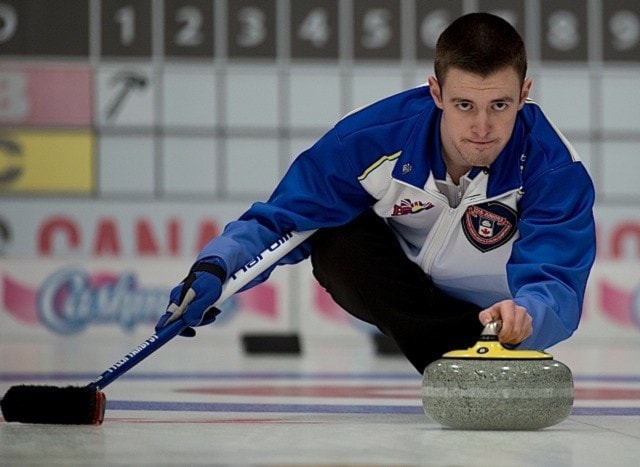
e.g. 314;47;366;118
457;102;472;110
493;102;508;110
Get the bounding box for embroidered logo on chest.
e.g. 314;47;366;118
392;198;434;216
462;202;518;252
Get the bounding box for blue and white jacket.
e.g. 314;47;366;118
199;86;596;351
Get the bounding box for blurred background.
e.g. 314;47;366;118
0;0;639;351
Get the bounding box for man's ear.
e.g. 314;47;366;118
518;77;533;109
428;76;443;109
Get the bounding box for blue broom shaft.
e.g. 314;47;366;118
89;229;316;390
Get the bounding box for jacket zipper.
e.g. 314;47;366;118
420;206;458;275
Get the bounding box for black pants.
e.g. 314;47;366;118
311;210;483;373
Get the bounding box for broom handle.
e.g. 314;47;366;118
90;230;316;390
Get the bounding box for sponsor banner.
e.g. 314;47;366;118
0;64;92;125
575;261;640;341
0;258;292;342
0;129;93;193
0;199;249;258
0;258;638;344
595;205;640;260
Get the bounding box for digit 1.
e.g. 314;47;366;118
115;5;136;46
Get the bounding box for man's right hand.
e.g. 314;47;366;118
478;299;532;346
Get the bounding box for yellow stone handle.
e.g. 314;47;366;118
442;320;554;360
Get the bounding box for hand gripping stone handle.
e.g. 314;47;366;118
90;230;317;390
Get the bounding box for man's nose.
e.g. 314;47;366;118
472;112;491;137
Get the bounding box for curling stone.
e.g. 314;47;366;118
422;321;574;430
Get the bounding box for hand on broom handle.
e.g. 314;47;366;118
90;229;316;391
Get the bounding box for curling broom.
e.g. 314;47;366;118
1;230;316;425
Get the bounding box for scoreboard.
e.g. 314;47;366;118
1;0;639;61
0;0;639;200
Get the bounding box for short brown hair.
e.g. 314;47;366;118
434;12;527;86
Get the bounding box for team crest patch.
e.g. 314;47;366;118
392;198;434;216
462;202;518;252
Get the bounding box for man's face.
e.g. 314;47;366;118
428;67;532;177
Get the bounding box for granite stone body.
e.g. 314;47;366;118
422;357;574;430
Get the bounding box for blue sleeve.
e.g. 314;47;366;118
509;162;596;350
196;128;375;290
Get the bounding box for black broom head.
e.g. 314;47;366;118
1;385;106;425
